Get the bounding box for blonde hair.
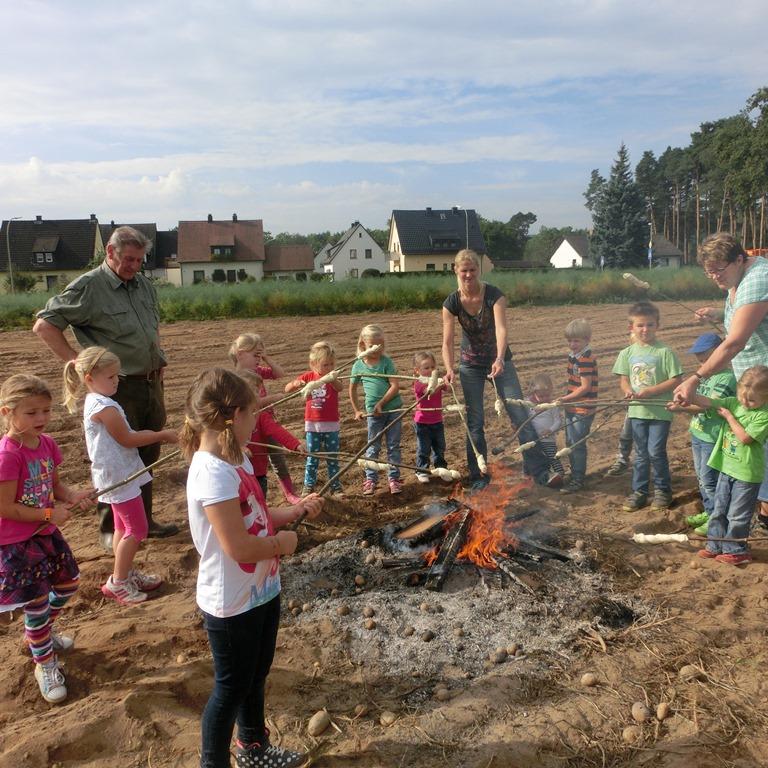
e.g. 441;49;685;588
454;249;481;270
228;333;263;365
565;318;592;341
309;341;335;367
531;373;553;393
357;324;385;354
413;350;436;368
62;346;121;414
737;366;768;403
0;375;52;430
698;232;747;268
179;368;255;464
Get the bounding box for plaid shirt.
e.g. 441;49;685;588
725;257;768;378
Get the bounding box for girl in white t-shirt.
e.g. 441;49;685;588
180;367;322;768
63;347;177;606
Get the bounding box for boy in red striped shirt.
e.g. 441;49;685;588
558;319;598;493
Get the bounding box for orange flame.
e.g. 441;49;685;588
424;463;532;569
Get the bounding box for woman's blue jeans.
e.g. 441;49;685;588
200;596;280;768
707;474;759;555
690;435;719;515
459;360;548;484
629;418;671;496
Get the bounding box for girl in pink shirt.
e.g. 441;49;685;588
0;374;91;705
412;351;447;483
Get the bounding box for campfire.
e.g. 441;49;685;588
377;465;576;592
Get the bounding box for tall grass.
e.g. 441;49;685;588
0;268;723;330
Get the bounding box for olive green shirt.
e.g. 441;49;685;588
36;260;166;375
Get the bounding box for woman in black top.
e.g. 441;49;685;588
441;250;549;487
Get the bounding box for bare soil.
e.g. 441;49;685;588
1;302;767;768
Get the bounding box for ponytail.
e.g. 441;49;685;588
62;360;83;414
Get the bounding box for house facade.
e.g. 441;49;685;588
319;222;387;280
177;214;265;285
100;221;180;284
651;234;683;268
550;234;593;269
388;207;491;273
263;243;314;280
0;215;104;293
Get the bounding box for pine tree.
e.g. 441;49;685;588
588;144;648;269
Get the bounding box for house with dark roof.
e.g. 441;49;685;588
650;234;682;268
318;221;387;280
0;215;104;293
550;234;593;269
263;243;314;280
388;207;490;273
176;214;266;285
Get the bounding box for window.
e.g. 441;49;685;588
45;253;53;263
193;270;205;283
349;268;358;278
35;253;45;264
440;213;446;220
349;249;357;260
359;232;362;238
443;263;450;271
365;249;372;259
213;247;220;256
226;269;236;283
426;263;435;271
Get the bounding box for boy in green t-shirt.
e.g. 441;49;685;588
688;365;768;566
612;302;683;512
668;333;737;533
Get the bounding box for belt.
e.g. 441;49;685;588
120;369;162;382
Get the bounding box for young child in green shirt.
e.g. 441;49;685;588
689;365;768;566
612;301;683;512
667;333;736;533
349;324;403;496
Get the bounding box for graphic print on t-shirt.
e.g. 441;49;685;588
20;456;56;508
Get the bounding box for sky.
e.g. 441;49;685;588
1;0;766;235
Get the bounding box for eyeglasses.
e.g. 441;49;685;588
703;262;731;277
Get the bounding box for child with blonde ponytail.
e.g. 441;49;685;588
182;368;322;768
63;347;177;605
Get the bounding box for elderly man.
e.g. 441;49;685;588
33;225;178;546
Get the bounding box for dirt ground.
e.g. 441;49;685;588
1;302;767;768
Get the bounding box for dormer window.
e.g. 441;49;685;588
34;252;53;264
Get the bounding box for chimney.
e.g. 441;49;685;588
35;215;42;223
232;213;237;222
111;220;115;226
207;214;213;223
426;207;432;215
452;206;458;214
352;220;359;227
90;213;96;221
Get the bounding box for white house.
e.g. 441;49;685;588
550;234;593;269
314;243;333;274
650;234;683;268
321;222;387;280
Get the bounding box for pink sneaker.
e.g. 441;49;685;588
101;576;148;605
362;479;377;496
129;569;163;592
389;478;403;495
715;553;752;566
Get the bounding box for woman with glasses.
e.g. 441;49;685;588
674;232;768;529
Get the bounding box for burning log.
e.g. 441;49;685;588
425;509;471;591
514;535;574;562
495;557;537;596
380;557;425;569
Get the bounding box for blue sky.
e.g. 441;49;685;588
1;0;765;234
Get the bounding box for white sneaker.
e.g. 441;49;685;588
34;660;67;704
51;630;74;652
129;569;163;592
416;473;430;484
101;575;148;605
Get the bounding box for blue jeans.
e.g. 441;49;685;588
564;412;595;482
364;412;402;482
459;360;549;484
414;422;447;471
200;596;281;768
691;435;719;516
305;431;340;489
707;474;759;555
629;418;671;496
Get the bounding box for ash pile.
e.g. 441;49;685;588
281;474;639;680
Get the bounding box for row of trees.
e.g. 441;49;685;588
587;87;768;267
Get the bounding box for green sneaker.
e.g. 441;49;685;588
686;512;709;528
694;522;709;536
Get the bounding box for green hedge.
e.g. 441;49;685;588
0;268;723;330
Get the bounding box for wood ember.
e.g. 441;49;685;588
425;509;471;591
